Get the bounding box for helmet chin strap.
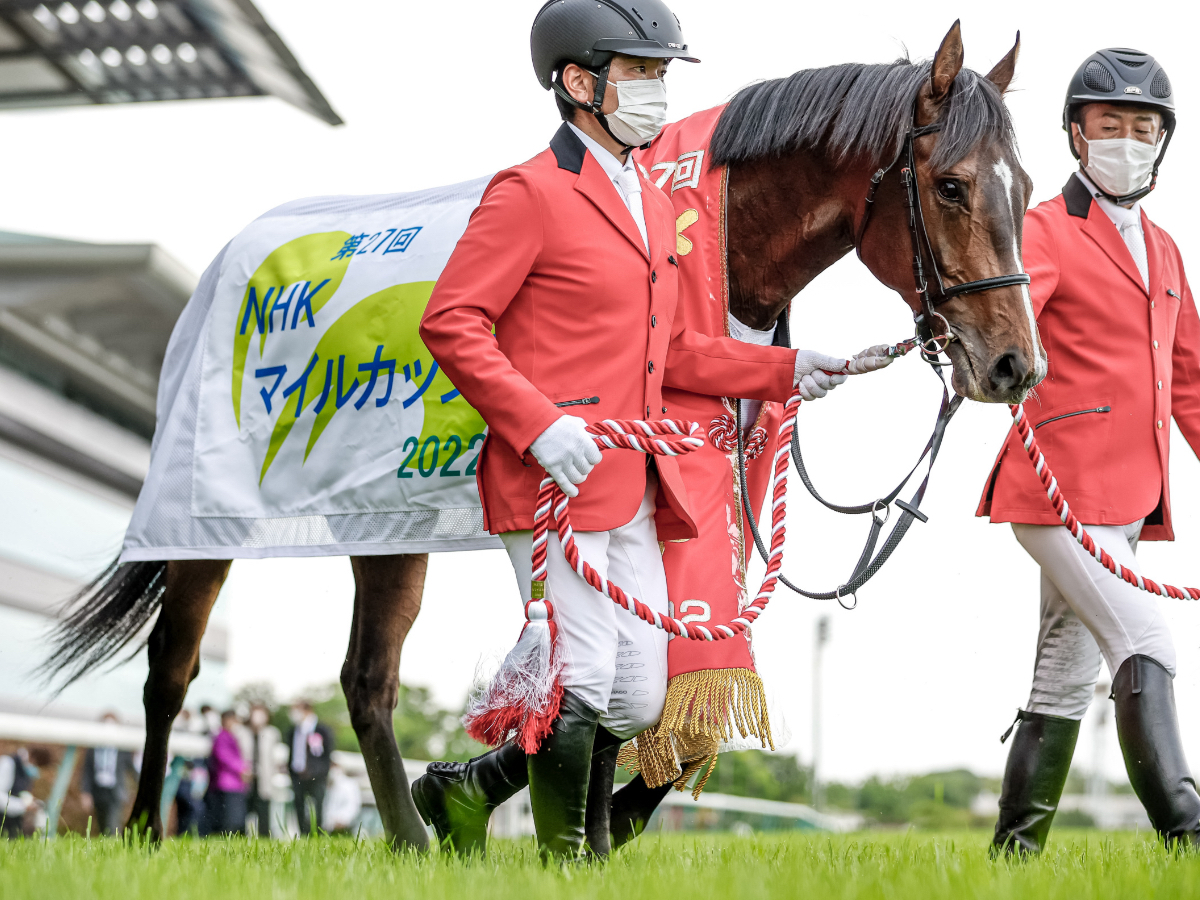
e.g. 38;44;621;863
552;62;639;154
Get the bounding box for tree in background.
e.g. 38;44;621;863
241;681;487;762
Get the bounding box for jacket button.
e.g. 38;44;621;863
648;361;655;373
1158;420;1164;429
651;315;657;327
1158;381;1163;390
662;406;668;414
1153;340;1159;349
1151;301;1156;309
651;271;657;283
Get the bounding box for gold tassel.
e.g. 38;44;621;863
619;667;772;798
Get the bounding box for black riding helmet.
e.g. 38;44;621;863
1063;48;1176;204
531;0;698;141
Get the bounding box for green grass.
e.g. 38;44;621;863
3;831;1200;899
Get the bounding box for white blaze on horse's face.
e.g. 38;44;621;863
992;156;1048;381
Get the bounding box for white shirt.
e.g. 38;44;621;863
93;746;118;788
567;123;649;253
729;314;778;426
291;713;317;773
1075;171;1149;291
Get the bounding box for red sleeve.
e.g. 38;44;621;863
1022;204;1061;317
1170;260;1200;460
663;292;797;401
419;170;562;458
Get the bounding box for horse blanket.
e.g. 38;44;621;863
121;176;504;560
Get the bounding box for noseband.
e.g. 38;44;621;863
854;106;1031;360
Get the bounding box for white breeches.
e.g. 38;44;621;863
1014;519;1175;720
500;473;668;740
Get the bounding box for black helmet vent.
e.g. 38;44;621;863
1118;59;1146;68
1151;70;1172;99
1082;61;1116;93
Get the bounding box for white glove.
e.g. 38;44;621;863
794;350;849;401
529;415;603;498
846;344;895;375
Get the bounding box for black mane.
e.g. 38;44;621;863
709;58;1013;171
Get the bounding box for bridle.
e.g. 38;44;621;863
854;105;1031;359
737;102;1031;606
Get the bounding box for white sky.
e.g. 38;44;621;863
5;0;1199;784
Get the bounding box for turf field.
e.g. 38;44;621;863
3;831;1199;899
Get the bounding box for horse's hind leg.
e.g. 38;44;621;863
128;559;231;838
343;553;430;850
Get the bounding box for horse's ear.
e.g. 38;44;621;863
930;20;964;103
986;32;1020;95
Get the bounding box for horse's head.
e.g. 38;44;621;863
860;23;1046;403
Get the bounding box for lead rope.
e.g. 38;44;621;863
738;336;961;606
465;401;804;752
1011;403;1200;601
536;403;803;640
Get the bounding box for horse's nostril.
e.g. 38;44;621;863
988;351;1029;392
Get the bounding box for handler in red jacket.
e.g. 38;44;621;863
979;49;1200;853
416;0;885;860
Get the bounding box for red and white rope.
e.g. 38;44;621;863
531;392;804;641
708;413;769;459
1011;403;1200;601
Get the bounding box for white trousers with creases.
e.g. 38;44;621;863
1014;519;1175;720
500;473;668;739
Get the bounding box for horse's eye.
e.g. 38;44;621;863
937;180;963;202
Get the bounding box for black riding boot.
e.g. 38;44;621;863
584;728;622;858
528;690;600;862
991;709;1080;856
412;741;528;854
1113;654;1200;847
611;775;673;848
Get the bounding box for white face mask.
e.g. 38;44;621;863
1079;133;1158;198
605;77;667;147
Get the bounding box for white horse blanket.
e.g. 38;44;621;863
121;176;505;560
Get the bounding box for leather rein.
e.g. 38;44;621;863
737;106;1031;607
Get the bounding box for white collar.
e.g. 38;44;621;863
1075;171;1142;232
568;122;635;183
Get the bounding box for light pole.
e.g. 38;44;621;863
812;615;830;810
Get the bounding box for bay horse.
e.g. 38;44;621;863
44;21;1041;849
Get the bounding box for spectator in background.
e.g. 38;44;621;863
322;762;362;835
285;699;334;835
200;710;249;836
199;705;222;736
1;748;38;838
80;712;138;836
246;704;280;837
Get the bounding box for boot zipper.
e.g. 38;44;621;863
554;396;600;408
1034;406;1111;430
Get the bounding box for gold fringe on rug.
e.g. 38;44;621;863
617;667;773;799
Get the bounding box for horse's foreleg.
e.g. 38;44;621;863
344;553;430;850
128;558;231;838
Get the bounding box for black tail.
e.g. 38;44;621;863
40;556;169;690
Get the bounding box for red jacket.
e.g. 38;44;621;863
420;125;797;538
978;175;1200;540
